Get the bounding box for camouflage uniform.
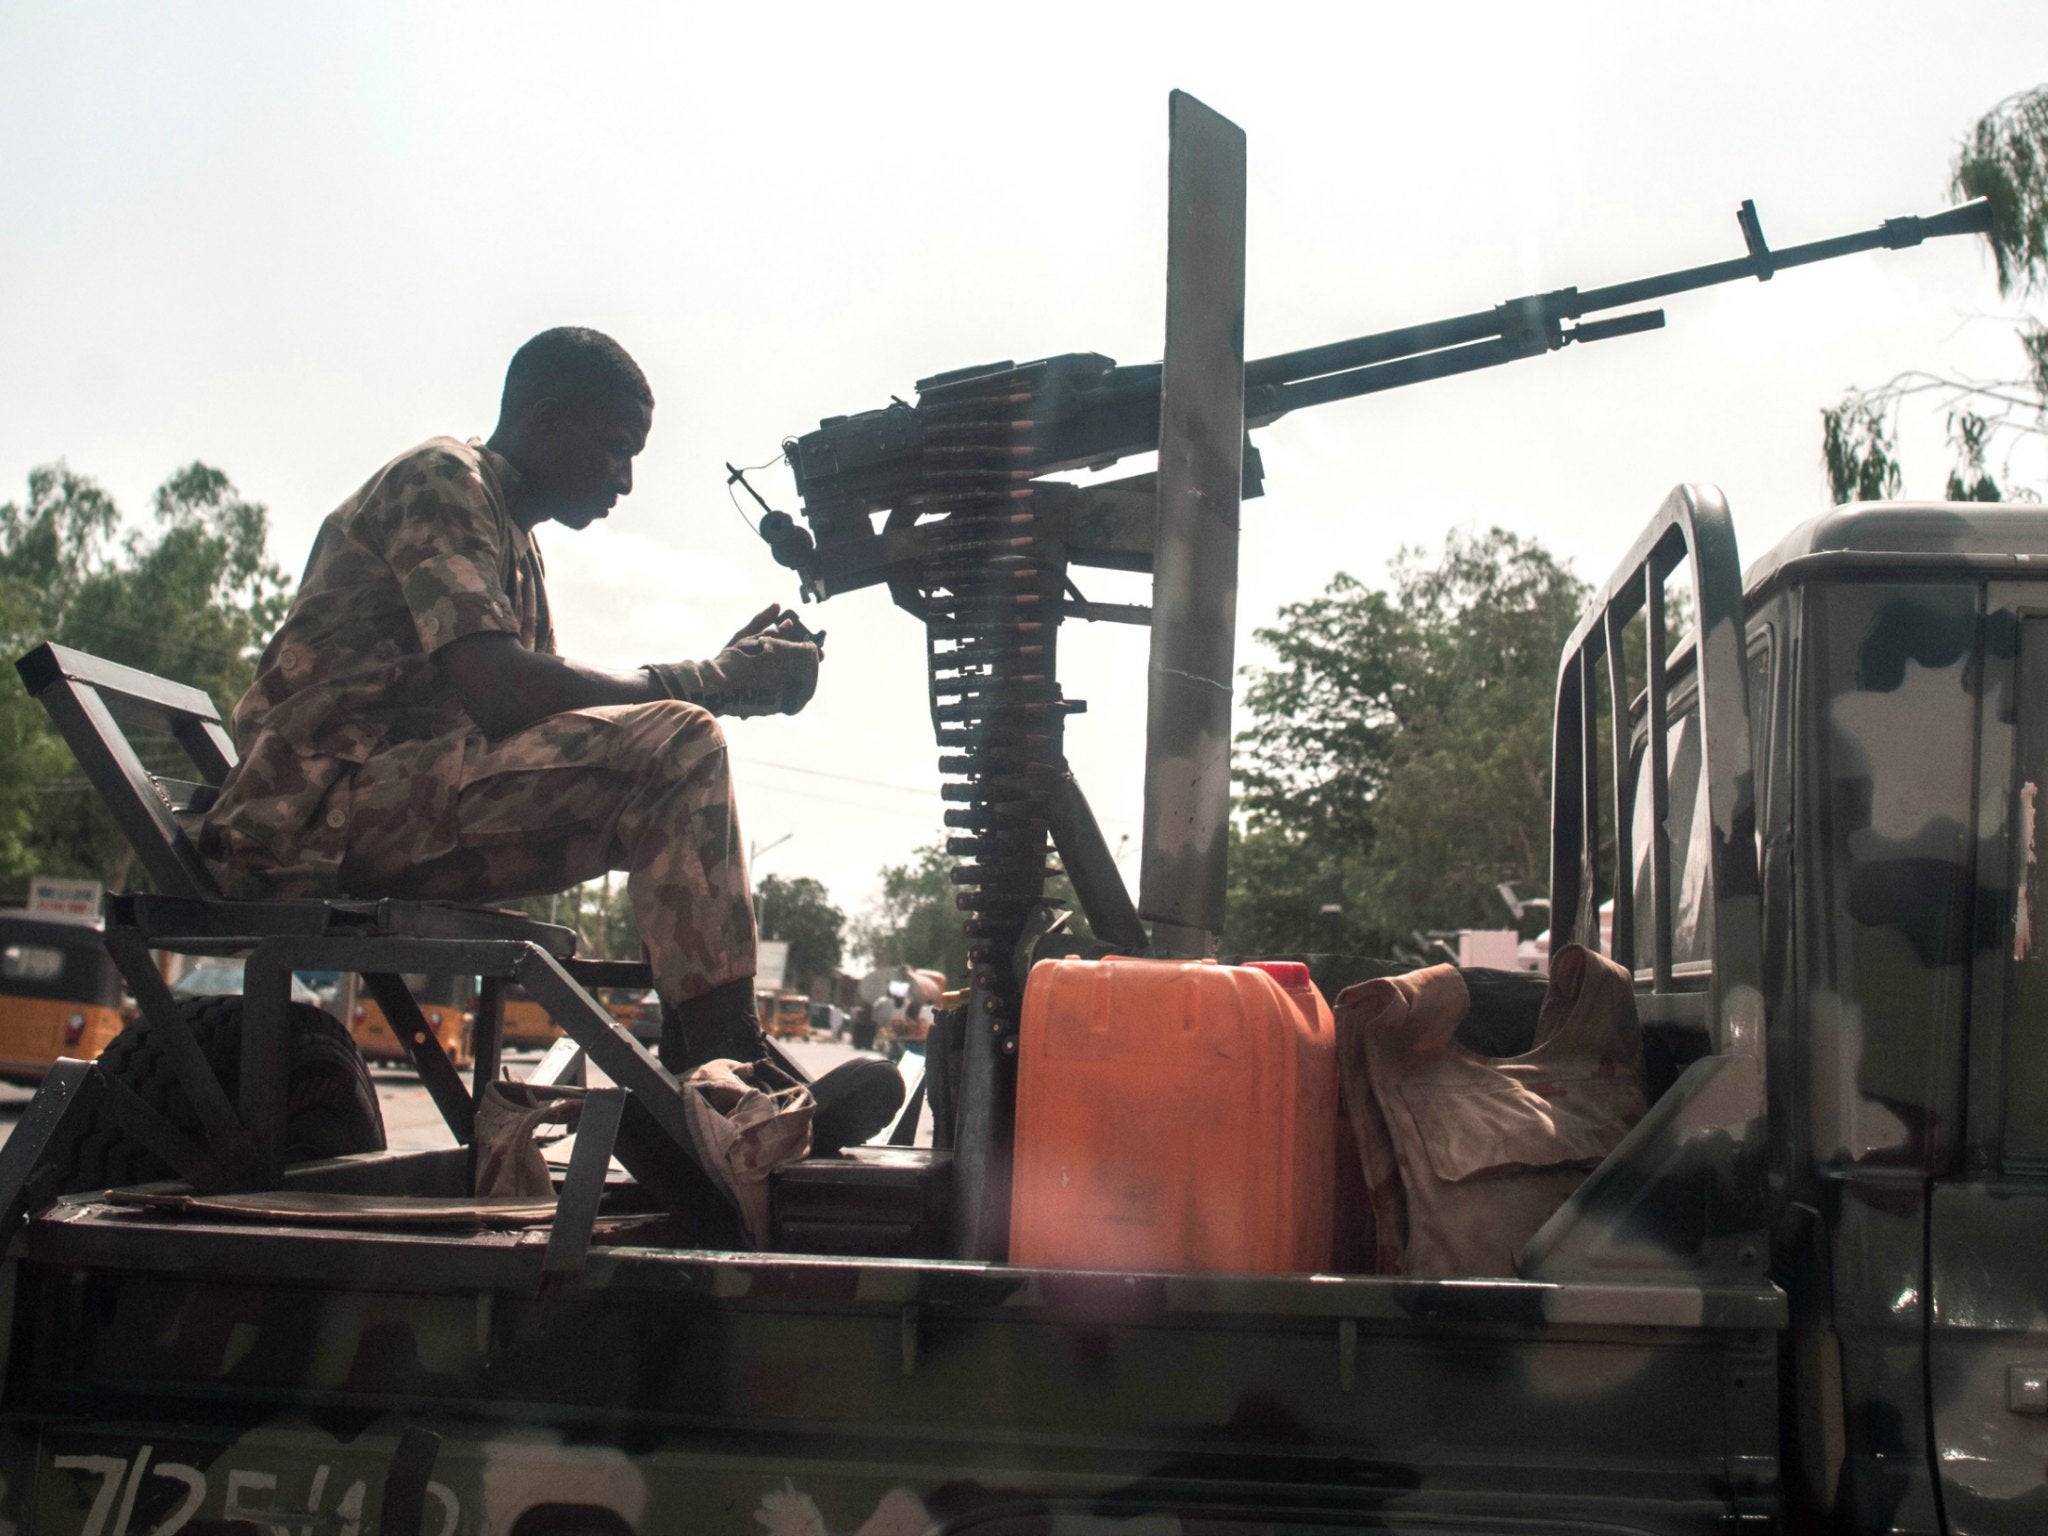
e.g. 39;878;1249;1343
202;437;756;1004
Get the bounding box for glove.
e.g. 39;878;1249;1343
643;636;820;717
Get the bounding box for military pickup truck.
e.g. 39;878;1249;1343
4;91;2039;1536
1;483;2044;1535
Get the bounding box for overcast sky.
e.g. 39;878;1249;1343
4;3;2043;944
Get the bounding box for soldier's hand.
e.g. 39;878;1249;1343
734;635;819;715
725;603;826;658
643;636;820;718
724;604;789;649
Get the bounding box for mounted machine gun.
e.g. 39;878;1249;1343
745;93;1991;1254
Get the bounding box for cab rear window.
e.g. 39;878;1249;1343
1;945;66;983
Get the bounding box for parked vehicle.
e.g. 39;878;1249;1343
0;911;127;1083
497;981;563;1050
171;958;324;1009
759;990;810;1040
345;971;473;1067
606;987;663;1047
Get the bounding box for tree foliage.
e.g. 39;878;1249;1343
855;534;1590;970
1957;86;2048;303
1823;85;2048;504
852;843;971;983
1820;399;1904;506
755;873;845;986
1228;528;1588;957
0;461;291;896
850;838;1107;982
522;874;643;962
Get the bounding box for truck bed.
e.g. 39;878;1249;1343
1;1155;1786;1536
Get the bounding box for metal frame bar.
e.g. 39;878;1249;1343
1578;641;1602;949
470;977;503;1102
528;1034;587;1090
1046;767;1146;952
95;1072;216;1184
511;949;698;1153
363;972;476;1144
219;937;731;1222
543;1087;624;1275
1603;604;1636;968
1549;484;1763;1060
16;643;230;898
101;925;246;1155
1646;569;1675;991
0;1061;106;1237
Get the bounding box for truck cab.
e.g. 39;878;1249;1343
1719;498;2048;1531
1547;487;2048;1531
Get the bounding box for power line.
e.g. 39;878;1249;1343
738;781;946;820
741;757;1146;831
740;757;940;798
737;760;1139;829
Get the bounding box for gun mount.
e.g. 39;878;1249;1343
747;93;1991;1257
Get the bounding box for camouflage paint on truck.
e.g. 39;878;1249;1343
1;1214;1782;1534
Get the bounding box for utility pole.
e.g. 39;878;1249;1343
749;833;794;928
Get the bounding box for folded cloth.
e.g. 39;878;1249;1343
476;1063;815;1246
1335;945;1646;1279
474;1081;587;1199
679;1058;815;1247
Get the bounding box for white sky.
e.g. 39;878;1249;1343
4;2;2044;936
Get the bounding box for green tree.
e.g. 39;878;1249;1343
852;843;971;983
0;465;117;892
755;873;845;986
1229;528;1589;957
66;464;292;706
523;873;643;962
0;461;291;895
851;839;1105;982
1823;85;2048;503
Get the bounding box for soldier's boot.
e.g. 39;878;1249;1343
808;1057;905;1155
660;977;766;1072
662;978;905;1154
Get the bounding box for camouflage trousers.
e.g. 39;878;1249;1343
337;702;756;1005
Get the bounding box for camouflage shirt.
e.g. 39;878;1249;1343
204;437;554;893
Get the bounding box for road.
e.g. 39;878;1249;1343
0;1032;930;1155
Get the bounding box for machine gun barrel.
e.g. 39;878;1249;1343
1571;197;1996;313
1244;197;1994;422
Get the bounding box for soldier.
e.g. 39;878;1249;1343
203;327;899;1149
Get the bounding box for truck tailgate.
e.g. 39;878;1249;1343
3;1197;1786;1535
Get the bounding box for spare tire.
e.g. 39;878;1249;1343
62;996;386;1193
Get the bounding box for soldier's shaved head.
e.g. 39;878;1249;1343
490;328;656;530
499;327;653;422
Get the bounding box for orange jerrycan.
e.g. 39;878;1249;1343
1010;956;1337;1273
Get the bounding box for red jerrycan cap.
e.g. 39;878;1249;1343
1243;960;1312;990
